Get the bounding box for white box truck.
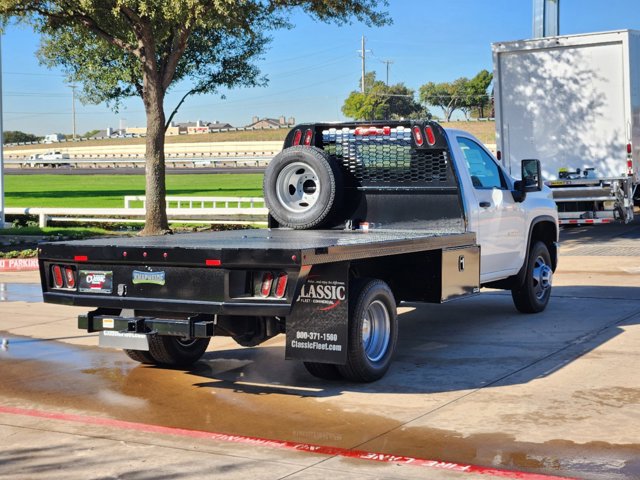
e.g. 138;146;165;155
493;30;640;225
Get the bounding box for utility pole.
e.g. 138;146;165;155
360;36;366;93
70;85;77;140
380;59;394;86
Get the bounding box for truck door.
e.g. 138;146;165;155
456;136;526;278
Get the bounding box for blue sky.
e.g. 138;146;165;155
2;0;640;135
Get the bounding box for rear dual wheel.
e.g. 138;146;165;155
125;336;210;367
304;279;398;383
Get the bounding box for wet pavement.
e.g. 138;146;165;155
1;224;640;479
0;283;42;303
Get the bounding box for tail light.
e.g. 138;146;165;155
254;271;288;299
274;273;288;299
412;126;424;146
64;267;76;288
51;264;77;289
424;125;436;145
52;265;64;288
627;143;633;176
303;129;313;146
260;272;274;297
292;129;302;146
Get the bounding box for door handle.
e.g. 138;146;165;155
479;201;491;208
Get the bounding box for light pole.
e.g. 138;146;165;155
0;34;5;229
70;84;77;140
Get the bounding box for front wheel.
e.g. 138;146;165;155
146;336;210;367
511;241;553;313
338;279;398;383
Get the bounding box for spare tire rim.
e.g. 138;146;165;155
532;256;553;300
275;162;321;213
361;300;391;363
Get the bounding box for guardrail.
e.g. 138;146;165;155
123;196;265;209
6;203;269;228
4;155;273;169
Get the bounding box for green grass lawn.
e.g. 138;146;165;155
4;173;264;208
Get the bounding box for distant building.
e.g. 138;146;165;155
177;120;234;134
89;129;111;139
126;126;152;136
123;119;234;137
246;115;295;129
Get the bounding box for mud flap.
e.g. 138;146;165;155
285;262;348;365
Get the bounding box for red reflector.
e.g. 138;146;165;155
303;129;313;146
74;255;88;262
627;143;632;154
496;150;502;161
205;259;221;267
412;126;424;146
64;267;76;288
424;126;436;145
52;265;64;288
260;272;274;297
274;273;288;299
292;129;302;146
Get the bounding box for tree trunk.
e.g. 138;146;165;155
140;74;170;236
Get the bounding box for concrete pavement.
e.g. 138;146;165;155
0;252;639;479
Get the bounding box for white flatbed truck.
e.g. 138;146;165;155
37;121;559;382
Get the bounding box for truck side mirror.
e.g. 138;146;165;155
512;159;543;203
521;159;543;191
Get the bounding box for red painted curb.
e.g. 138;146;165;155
0;405;575;480
0;258;39;272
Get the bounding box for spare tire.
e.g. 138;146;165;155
264;146;342;229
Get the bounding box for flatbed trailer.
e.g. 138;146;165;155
38;120;558;382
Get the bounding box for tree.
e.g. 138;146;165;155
83;129;101;139
418;77;469;122
342;72;425;121
0;1;389;235
3;130;40;144
467;69;493;119
419;70;493;121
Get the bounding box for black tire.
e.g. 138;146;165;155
263;146;342;229
147;336;210;367
511;241;553;313
124;349;156;364
338;279;398;383
303;362;343;380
